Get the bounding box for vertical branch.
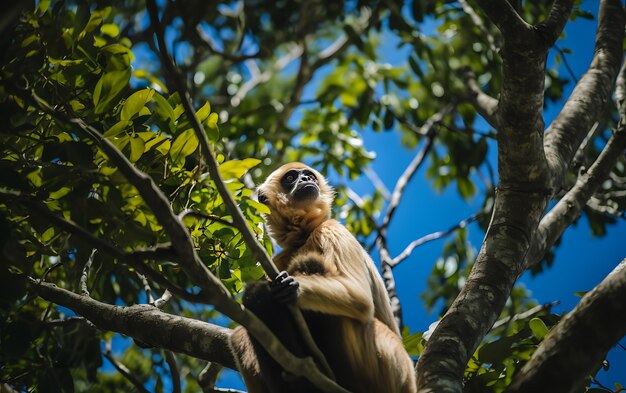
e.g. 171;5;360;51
164;351;181;393
79;249;97;297
145;0;336;383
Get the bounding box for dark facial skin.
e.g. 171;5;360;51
280;168;319;201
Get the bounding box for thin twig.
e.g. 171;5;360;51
198;362;223;393
153;289;172;309
137;272;155;303
79;249;97;297
164;350;181;393
178;209;236;227
390;213;483;267
491;301;560;330
104;344;150;393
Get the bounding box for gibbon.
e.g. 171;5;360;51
229;162;416;393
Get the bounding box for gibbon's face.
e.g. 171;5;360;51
257;163;332;205
257;163;334;246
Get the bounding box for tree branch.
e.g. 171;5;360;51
491;301;559;331
536;0;575;47
375;106;450;328
146;2;341;388
458;0;499;52
508;258;626;393
0;190;210;304
544;0;625;191
164;350;181;393
390;212;483;268
471;0;530;39
526;72;626;269
415;2;573;389
29;278;237;369
195;25;263;62
80;249;97;297
104;344;151;393
461;67;499;129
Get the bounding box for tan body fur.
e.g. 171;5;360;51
230;163;416;393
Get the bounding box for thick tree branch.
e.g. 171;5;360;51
30;278;237;370
507;258;626;393
544;0;625;191
415;2;573;390
536;0;575;47
526;59;626;269
461;67;499;129
527;126;626;269
471;0;530;39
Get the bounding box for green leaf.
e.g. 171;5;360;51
456;178;476;199
153;92;175;121
103;120;131;138
100;23;119;38
38;0;51;13
219;158;261;180
121;88;154;121
93;69;131;114
169;129;198;163
129;136;145;162
196;101;211;122
247;200;270;215
529;318;549;340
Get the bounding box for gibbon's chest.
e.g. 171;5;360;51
273;220;368;274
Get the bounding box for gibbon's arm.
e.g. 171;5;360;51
295;273;374;321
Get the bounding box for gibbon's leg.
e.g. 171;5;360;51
229;327;270;393
372;319;417;393
235;275;321;393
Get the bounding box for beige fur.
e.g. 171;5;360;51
230;163;416;393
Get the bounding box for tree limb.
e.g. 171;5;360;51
0;191;211;304
544;0;625;191
104;345;151;393
390;212;483;268
471;0;530;39
415;2;572;390
29;278;237;369
526;61;626;269
376;106;450;328
507;258;626;393
461;67;499;129
80;249;97;297
536;0;575;47
146;1;341;388
164;350;181;393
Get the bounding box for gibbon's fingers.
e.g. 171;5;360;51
270;271;299;304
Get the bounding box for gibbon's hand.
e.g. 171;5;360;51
270;271;299;304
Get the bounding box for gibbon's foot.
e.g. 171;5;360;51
270;271;299;304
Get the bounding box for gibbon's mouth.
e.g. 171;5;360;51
293;182;319;201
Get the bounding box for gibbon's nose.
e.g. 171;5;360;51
300;173;314;182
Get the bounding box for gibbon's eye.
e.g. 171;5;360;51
282;170;298;184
